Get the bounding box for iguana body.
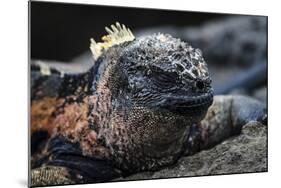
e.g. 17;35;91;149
30;23;267;186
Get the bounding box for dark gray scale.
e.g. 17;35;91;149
30;57;110;100
31;63;64;100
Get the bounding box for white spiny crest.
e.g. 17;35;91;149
90;22;135;60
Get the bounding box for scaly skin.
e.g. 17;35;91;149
30;25;267;187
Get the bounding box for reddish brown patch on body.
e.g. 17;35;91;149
31;97;64;135
53;98;90;142
52;96;110;158
31;66;115;160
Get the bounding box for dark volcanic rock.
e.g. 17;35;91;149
116;121;267;181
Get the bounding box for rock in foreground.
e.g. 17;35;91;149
115;121;267;181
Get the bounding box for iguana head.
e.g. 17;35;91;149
90;23;213;170
122;33;213;118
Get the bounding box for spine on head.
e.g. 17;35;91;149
90;22;135;61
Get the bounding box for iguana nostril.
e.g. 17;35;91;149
196;81;204;90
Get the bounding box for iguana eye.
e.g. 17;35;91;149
155;72;176;83
152;76;174;89
149;66;178;88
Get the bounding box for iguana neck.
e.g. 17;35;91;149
50;44;137;161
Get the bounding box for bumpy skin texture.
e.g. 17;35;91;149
30;33;266;186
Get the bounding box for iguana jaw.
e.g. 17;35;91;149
161;89;214;116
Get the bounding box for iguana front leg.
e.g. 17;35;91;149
30;136;122;187
185;95;267;155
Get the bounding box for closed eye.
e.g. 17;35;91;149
149;67;179;88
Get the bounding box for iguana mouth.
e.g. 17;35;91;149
161;90;214;115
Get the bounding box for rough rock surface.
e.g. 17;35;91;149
115;121;267;181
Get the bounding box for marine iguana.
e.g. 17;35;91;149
30;22;267;186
